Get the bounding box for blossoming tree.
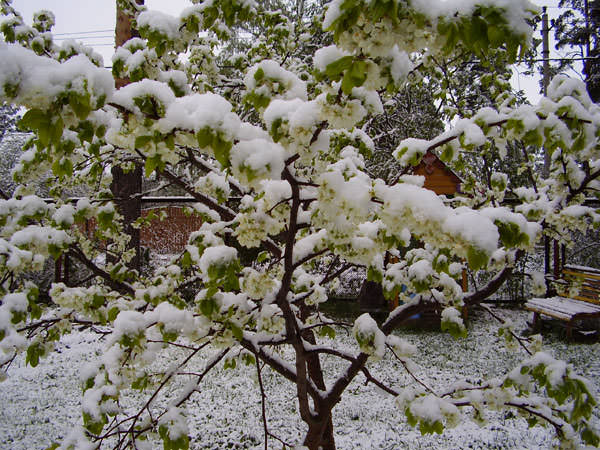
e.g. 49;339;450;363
0;0;599;448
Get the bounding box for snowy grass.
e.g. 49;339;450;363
1;306;599;449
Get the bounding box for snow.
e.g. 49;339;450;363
525;296;600;317
10;225;72;249
293;229;327;264
0;43;113;109
1;307;597;449
137;10;181;40
548;75;594;108
52;204;76;227
376;183;501;258
263;98;320;132
324;0;538;39
230;138;286;187
112;79;176;116
313;45;351;73
353;313;386;359
394;138;429;165
389;46;415;83
244;60;307;102
113;310;147;336
158;92;238;135
198;245;238;275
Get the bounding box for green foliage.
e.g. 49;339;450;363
440;316;468;339
495;220;529;248
83;411;108;436
195;127;232;168
317;324;336;339
466;246;489;271
405;407;445;435
18;109;63;147
25;341;45;367
159;425;189;450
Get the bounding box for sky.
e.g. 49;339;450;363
9;0;582;105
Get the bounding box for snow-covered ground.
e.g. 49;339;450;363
1;306;598;449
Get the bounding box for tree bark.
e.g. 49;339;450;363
112;0;144;271
300;303;336;449
110;165;142;270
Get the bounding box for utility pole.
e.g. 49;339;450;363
541;7;553;280
112;0;144;272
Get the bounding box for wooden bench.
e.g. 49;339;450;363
525;265;600;339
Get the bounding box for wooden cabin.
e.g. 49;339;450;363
360;150;465;320
412;150;462;196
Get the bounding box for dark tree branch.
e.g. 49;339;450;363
67;246;135;296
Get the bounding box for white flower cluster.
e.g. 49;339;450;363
353;313;386;360
234;194;287;248
241;267;278;300
194;171;231;203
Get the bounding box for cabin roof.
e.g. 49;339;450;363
411;150;462;195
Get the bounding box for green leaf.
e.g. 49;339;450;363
135;135;153;149
69;91;92;120
78;121;95;142
241;352;256;366
324;55;353;78
582;427;600;446
18;109;49;132
441;317;468;339
181;251;193;269
26;342;44;367
50;116;64;146
495;220;528;248
83;411;107;436
159;424;189;450
256;251;269;263
270;117;285;143
367;266;383;284
165;133;175;150
132;373;150;391
253;67;265;81
198;297;218;318
212;135;232;169
229;321;243;341
440;144;455;163
196;127;213;148
108;307;120;322
318;325;336;339
145;154;164;177
223;357;237;370
341;69;357;95
466;246;489;271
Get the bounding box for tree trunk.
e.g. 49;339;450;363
302;352;336;449
303;416;335;450
358;280;387;310
112;0;144;271
300;303;336;449
110;164;142;270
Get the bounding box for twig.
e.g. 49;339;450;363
255;356;269;450
387;344;436;394
479;304;533;356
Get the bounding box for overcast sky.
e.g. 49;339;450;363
10;0;579;104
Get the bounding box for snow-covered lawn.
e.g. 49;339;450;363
1;306;598;449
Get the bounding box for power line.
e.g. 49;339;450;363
82;43;115;47
53;29;113;36
54;36;114;41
